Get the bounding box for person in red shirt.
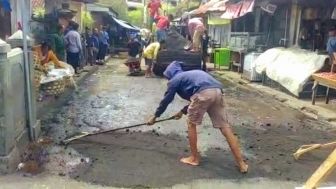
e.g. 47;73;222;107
147;0;162;29
155;14;173;42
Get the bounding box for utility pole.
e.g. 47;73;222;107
21;0;36;141
143;0;147;26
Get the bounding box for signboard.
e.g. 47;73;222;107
31;0;45;11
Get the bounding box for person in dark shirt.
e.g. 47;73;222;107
127;37;141;58
201;30;209;71
147;61;248;173
124;36;142;75
85;27;100;66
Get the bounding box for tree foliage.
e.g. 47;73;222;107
128;8;144;28
82;11;94;28
96;0;128;20
175;0;201;16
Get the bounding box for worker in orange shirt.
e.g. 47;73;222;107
38;42;65;69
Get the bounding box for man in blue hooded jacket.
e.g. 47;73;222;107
147;61;248;173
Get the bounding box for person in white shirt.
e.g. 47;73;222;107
64;22;82;74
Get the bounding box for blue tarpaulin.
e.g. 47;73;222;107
0;0;11;12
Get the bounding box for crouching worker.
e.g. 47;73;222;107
147;61;248;173
125;36;142;76
38;42;66;69
143;40;166;78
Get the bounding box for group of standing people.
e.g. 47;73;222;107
85;26;110;66
38;21;82;74
41;22;111;74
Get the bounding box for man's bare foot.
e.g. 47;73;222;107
180;156;200;166
238;161;249;173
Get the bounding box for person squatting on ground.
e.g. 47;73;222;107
38;42;65;69
125;35;142;75
188;17;206;52
147;61;248;173
64;22;82;74
143;40;166;78
155;14;173;42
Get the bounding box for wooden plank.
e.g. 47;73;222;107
312;81;318;105
312;73;336;89
304;149;336;189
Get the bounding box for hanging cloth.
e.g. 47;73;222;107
331;7;336;20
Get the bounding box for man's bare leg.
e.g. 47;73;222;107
180;121;200;166
220;126;248;173
145;65;151;77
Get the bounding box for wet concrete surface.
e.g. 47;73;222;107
38;58;336;188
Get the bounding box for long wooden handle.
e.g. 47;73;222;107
63;116;175;144
87;117;174;136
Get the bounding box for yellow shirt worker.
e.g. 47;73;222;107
143;40;166;78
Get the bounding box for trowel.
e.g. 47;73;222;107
61;116;175;145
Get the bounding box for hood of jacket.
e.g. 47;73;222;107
163;61;184;80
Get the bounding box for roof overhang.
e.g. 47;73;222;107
87;4;117;17
71;0;98;3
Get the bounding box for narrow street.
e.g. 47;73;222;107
15;58;331;188
0;0;335;188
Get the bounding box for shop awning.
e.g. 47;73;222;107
207;1;229;12
191;0;255;20
221;0;255;19
197;0;223;14
71;0;98;3
87;4;109;12
87;4;117;17
112;17;140;31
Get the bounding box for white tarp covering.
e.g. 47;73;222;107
255;47;328;96
40;63;75;84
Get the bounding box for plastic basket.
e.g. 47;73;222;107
214;48;230;67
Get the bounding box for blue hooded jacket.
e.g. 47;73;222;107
155;61;223;117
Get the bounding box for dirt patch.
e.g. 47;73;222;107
69;129;336;188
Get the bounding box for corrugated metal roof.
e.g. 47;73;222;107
71;0;98;3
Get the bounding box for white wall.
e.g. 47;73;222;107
10;0;31;34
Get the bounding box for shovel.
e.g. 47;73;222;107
61;116;175;145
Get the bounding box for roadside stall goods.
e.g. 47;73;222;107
254;47;331;98
33;58;75;97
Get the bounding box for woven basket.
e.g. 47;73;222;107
41;79;65;96
63;76;73;88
